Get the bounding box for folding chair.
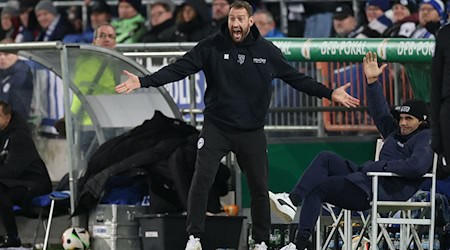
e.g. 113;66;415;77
366;153;437;250
13;191;71;250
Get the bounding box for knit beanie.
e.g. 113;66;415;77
366;0;390;11
151;0;175;13
420;0;445;19
119;0;142;12
35;0;58;16
1;6;19;17
19;0;38;12
393;0;418;13
393;99;429;122
90;0;111;14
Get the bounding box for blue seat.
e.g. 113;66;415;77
13;191;70;250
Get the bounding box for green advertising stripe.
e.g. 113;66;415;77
269;38;435;63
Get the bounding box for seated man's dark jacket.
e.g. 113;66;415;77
0;112;52;202
345;82;433;201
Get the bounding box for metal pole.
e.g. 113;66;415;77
60;46;79;226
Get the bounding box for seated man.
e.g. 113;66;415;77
0;101;52;247
269;52;433;250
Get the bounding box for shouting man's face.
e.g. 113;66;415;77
228;7;254;43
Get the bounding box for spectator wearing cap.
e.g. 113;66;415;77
15;0;40;42
332;4;362;38
410;0;445;38
0;1;20;41
35;0;74;41
170;0;212;42
356;0;393;38
111;0;147;43
140;0;176;43
382;0;418;38
63;0;112;43
253;9;285;37
211;0;232;33
365;0;390;22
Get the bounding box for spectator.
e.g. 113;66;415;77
111;0;147;43
410;0;445;38
35;0;74;41
356;0;392;38
382;0;419;38
55;23;117;157
332;4;363;38
63;0;112;43
253;9;285;37
303;2;337;38
365;0;390;22
15;0;40;42
0;101;52;248
0;2;20;41
269;52;433;250
211;0;232;33
171;0;212;42
140;0;176;43
0;39;33;120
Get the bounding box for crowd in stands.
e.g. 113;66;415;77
0;0;449;46
0;0;447;47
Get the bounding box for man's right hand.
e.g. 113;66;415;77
115;70;141;94
363;51;387;84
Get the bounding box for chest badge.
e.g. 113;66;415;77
237;54;245;65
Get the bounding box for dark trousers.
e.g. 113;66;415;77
290;152;371;238
186;121;270;243
0;185;29;237
440;99;450;163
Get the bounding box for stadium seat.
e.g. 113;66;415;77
13;191;71;250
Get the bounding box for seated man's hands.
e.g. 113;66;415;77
363;51;387;84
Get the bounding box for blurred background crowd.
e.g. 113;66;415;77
0;0;448;46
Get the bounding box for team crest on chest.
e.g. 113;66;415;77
237;54;245;65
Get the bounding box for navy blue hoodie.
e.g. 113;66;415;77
346;81;433;201
140;22;333;131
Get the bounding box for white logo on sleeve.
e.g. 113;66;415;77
224;54;229;60
197;138;205;149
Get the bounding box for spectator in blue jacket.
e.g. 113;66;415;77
35;0;74;41
269;51;433;250
253;9;285;37
63;0;112;43
0;38;33;120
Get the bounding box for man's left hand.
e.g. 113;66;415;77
331;83;360;108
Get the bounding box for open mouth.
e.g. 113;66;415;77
232;29;242;40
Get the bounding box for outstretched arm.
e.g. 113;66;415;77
363;51;396;138
115;70;141;94
331;83;361;108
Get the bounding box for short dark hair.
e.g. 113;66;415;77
0;101;12;116
93;23;115;39
230;1;253;16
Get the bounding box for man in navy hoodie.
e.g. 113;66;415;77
269;51;433;250
115;1;359;249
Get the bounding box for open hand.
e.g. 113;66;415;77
115;70;141;94
331;83;360;108
363;52;387;84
